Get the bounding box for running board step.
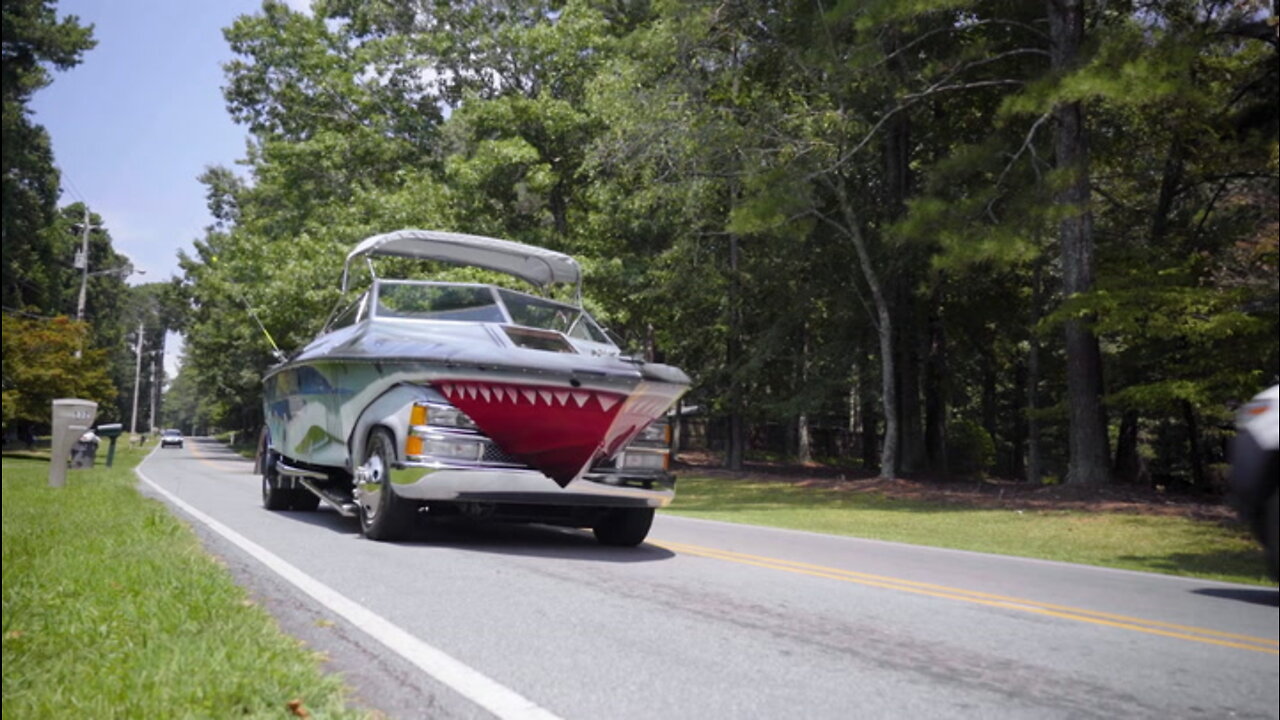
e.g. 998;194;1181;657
276;460;359;517
298;478;359;517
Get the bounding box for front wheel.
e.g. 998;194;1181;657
593;508;655;547
260;437;296;511
356;428;417;541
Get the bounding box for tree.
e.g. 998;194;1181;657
1;0;95;313
1;312;115;430
1046;0;1110;485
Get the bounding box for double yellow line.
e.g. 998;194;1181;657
653;540;1279;655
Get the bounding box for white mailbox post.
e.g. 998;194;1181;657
49;399;98;487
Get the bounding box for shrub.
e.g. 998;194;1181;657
949;419;995;477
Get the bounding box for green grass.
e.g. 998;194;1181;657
666;476;1273;586
2;448;365;719
212;430;258;459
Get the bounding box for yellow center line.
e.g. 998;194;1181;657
652;540;1278;655
185;441;255;474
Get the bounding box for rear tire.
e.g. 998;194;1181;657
261;452;293;511
593;508;655;547
357;429;417;541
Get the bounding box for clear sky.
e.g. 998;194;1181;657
29;0;308;374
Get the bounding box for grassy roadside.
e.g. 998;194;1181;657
212;430;258;459
1;447;364;719
665;476;1273;586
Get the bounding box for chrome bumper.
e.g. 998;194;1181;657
387;462;675;508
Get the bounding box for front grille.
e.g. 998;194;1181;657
482;442;524;466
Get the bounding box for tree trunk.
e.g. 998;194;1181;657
1113;410;1144;484
1182;400;1206;488
831;176;897;479
725;230;745;471
1025;330;1043;484
797;413;812;465
924;280;948;475
981;358;998;443
797;322;813;464
896;309;927;473
1011;359;1027;481
1049;0;1110;485
883;74;921;475
861;392;879;471
726;413;744;470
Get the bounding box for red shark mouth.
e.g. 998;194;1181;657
435;380;673;486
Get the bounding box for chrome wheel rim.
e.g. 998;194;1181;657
357;448;385;523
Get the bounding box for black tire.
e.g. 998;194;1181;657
261;452;293;511
593;508;655;547
357;428;417;541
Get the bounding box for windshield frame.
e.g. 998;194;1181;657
350;280;615;348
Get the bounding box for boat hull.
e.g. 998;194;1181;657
264;352;686;487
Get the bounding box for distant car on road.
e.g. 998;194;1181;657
160;429;184;449
1230;385;1278;581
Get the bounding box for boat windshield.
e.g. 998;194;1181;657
372;282;612;345
375;283;505;322
497;289;610;344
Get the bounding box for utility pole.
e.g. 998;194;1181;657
148;354;158;435
130;321;145;438
75;205;91;322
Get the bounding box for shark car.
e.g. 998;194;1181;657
259;229;690;545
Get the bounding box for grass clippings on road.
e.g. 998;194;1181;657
665;473;1272;586
1;447;365;719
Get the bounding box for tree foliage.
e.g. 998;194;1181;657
1;0;95;313
171;0;1278;490
1;313;116;428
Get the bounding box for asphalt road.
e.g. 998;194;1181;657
138;439;1279;720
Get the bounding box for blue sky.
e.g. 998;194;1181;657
30;0;308;372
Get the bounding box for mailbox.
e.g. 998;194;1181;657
49;399;98;487
97;423;124;467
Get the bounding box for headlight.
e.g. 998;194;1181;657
406;433;485;462
620;451;667;470
410;402;477;430
634;420;671;447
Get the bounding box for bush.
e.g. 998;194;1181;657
948;419;995;477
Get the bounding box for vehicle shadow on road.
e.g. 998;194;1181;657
1191;587;1279;607
276;505;676;563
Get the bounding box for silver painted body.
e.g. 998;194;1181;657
262;231;689;512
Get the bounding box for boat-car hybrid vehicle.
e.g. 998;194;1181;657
258;230;691;544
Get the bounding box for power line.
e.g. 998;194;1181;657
56;165;88;205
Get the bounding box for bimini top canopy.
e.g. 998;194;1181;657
342;229;581;294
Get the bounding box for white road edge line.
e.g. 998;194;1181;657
136;465;563;720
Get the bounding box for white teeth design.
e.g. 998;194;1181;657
466;385;477;399
479;385;492;402
493;386;505;402
538;390;552;405
523;389;537;404
572;391;589;408
441;383;454;398
554;391;570;406
597;394;619;412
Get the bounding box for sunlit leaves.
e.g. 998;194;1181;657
1;314;116;427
